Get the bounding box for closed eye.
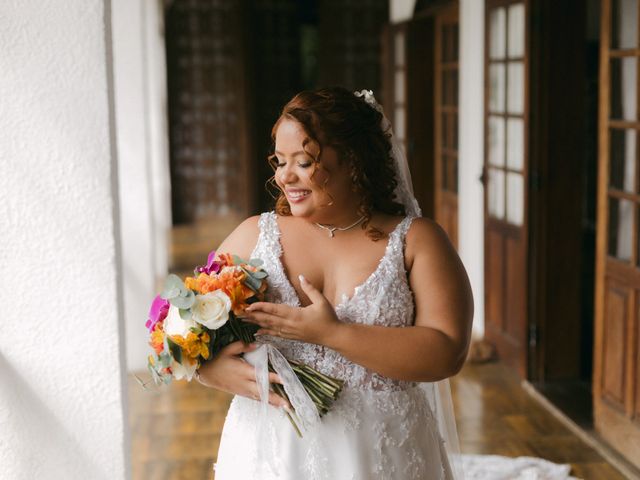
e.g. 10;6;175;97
276;161;312;168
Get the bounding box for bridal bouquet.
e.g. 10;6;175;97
143;250;344;436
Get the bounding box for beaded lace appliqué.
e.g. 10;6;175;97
244;212;447;479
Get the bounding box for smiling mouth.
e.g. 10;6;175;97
285;189;311;201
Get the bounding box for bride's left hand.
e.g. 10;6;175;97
243;275;341;346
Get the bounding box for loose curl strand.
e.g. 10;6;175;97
267;86;406;241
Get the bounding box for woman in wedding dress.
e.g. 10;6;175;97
196;87;576;480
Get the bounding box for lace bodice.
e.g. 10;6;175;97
251;211;418;392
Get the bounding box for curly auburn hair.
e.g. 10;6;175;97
267;86;406;241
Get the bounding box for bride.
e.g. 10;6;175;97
195;87;574;479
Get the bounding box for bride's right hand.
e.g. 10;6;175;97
195;340;290;409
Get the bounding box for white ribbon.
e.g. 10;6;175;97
244;343;321;475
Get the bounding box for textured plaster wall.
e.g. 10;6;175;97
0;1;130;479
112;0;171;372
459;0;485;336
390;0;416;23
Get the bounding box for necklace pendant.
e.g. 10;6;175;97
329;228;336;238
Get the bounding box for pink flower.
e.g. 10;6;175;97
196;250;222;275
146;295;170;332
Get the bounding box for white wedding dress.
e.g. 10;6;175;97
213;212;577;480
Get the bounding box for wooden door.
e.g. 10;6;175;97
434;6;459;248
484;0;529;377
594;0;640;468
382;18;436;219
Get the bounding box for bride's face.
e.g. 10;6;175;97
273;119;358;222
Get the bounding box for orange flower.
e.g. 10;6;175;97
150;324;165;354
218;253;234;267
170;331;210;360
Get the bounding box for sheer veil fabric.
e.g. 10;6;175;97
354;89;464;479
355;90;580;480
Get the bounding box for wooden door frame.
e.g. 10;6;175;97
434;3;460;247
483;0;531;379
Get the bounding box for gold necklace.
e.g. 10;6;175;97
314;216;366;238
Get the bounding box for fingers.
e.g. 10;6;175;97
220;340;258;356
246;386;290;408
298;274;326;304
257;328;280;337
243;310;281;328
269;372;284;384
246;302;288;316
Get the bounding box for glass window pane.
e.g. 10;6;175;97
609;129;637;192
394;107;406;140
395;70;405;103
394;31;405;67
488;168;506;219
489;8;506;60
608;197;634;261
508;3;525;58
612;0;638;50
610;57;637;121
506;173;524;226
507;61;525;114
507;118;524;170
489;116;505;167
489;63;506;112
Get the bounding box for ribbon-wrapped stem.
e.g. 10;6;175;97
245;344;345;439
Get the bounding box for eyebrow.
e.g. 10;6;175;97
274;150;307;157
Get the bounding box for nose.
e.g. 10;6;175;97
277;163;298;184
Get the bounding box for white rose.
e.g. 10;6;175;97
220;265;242;275
192;290;232;330
171;359;197;381
164;305;197;337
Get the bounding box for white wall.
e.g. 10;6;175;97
390;0;416;23
0;1;129;479
459;0;485;337
112;0;172;372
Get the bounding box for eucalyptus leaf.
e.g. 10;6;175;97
165;273;184;287
179;308;192;320
249;258;263;267
148;364;161;384
232;255;245;265
160;287;180;300
158;352;172;369
251;270;268;279
242;272;262;292
170;290;195;309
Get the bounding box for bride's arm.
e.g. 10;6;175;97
326;218;473;382
244;217;473;383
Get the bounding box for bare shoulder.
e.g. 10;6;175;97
215;215;261;260
405;217;457;267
